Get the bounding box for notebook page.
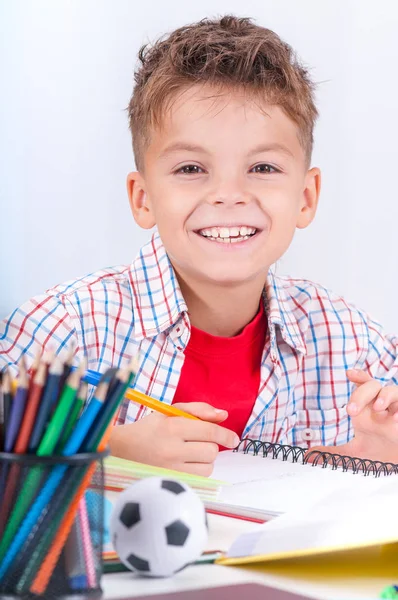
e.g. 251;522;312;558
227;472;398;559
211;451;388;516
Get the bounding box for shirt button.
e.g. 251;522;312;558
301;428;315;441
176;327;181;333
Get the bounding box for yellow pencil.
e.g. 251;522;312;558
125;389;199;420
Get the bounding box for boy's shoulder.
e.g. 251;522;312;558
271;272;363;315
46;264;132;300
270;272;373;339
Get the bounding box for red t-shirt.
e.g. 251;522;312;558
172;302;267;438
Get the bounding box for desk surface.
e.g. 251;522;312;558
102;564;389;600
102;514;391;600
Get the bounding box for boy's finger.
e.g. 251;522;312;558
173;402;228;422
373;385;398;412
347;379;382;416
181;462;215;477
346;369;373;385
183;441;219;464
181;419;240;448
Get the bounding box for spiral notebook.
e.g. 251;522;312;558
208;440;398;522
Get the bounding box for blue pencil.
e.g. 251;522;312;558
5;360;28;452
28;358;64;452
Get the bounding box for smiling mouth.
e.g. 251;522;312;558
195;226;258;243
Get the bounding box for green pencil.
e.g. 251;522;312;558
55;382;87;452
37;364;84;456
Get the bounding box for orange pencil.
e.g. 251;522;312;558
125;388;199;420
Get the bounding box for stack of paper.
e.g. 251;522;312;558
103;455;224;503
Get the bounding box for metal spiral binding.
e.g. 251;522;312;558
236;439;398;476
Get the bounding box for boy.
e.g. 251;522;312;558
1;16;398;475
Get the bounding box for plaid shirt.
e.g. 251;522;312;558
1;232;398;448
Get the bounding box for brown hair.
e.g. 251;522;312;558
128;15;318;170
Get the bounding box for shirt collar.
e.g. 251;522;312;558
128;232;187;340
129;232;306;354
264;270;307;355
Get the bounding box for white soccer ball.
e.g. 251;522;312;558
110;477;208;577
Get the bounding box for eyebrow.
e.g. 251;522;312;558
247;143;295;158
158;142;209;158
158;141;295;159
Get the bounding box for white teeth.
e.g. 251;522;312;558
219;227;229;238
198;226;257;240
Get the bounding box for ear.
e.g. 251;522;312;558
127;172;156;229
296;167;321;229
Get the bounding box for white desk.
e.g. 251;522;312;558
102;514;392;600
102;564;389;600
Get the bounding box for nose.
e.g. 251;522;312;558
207;176;250;206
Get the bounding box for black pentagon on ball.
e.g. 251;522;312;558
126;553;150;572
165;519;190;546
120;502;141;528
161;480;186;495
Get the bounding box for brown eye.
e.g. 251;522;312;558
177;165;203;174
251;164;277;174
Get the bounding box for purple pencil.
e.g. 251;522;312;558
5;359;29;452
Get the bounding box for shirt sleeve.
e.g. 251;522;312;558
360;312;398;385
0;293;79;374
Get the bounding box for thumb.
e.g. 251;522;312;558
346;369;373;385
172;402;228;423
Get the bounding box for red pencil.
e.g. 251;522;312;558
13;361;47;453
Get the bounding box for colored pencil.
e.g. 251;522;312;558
21;364;136;593
77;497;96;588
0;363;85;561
28;351;41;383
2;371;13;436
56;381;87;452
0;380;110;579
29;383;127;595
59;345;76;391
125;388;199;419
0;372;4;451
28;357;64;452
5;359;29;452
2;357;51;534
37;363;85;456
0;368;30;538
64;509;87;590
81;368;198;420
13;361;47;454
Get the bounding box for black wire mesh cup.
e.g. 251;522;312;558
0;450;108;599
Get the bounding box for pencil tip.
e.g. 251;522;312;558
64;343;76;366
43;349;55;365
129;353;140;375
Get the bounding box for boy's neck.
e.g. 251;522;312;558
177;273;267;337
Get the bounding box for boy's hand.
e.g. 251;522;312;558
109;402;240;477
310;369;398;463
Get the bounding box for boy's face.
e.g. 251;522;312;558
128;85;320;288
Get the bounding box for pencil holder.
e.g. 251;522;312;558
0;450;108;600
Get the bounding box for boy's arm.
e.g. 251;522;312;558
310;312;398;463
0;293;79;372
